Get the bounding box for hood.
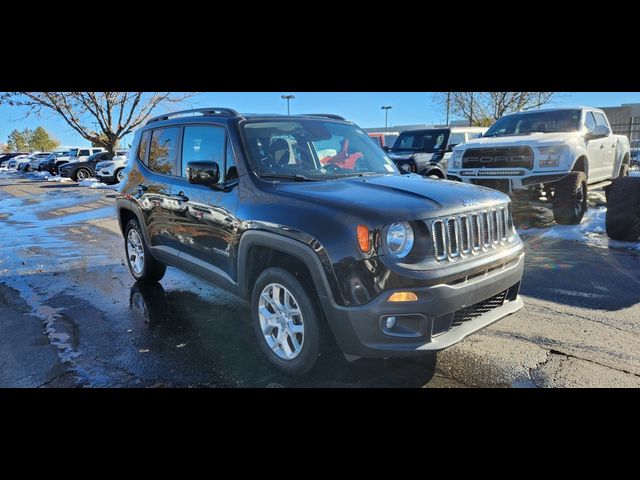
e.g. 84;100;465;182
458;132;578;150
273;174;508;222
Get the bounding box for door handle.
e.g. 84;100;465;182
600;145;604;149
138;183;148;192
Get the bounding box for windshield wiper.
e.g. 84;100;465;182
260;174;318;182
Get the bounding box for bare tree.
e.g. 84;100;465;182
0;92;197;155
434;92;558;126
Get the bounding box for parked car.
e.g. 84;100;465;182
66;147;106;163
388;127;487;179
448;107;631;224
631;150;640;169
368;132;399;150
116;108;525;375
606;176;640;241
95;150;129;184
17;152;51;172
0;152;29;168
34;150;68;171
59;151;112;181
7;154;29;169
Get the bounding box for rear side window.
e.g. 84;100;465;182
79;149;91;156
181;125;226;177
138;130;151;162
148;127;180;176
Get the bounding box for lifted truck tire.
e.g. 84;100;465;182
605;176;640;242
251;267;322;375
124;219;166;284
553;171;588;225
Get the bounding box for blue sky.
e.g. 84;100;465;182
1;92;639;147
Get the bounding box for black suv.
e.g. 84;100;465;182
59;151;111;181
116;108;525;374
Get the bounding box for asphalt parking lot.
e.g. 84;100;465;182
1;172;640;387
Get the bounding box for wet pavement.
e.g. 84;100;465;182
1;170;640;387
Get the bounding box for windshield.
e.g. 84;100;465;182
391;130;450;153
242;119;399;180
484;110;581;137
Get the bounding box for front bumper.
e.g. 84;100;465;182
321;251;524;357
447;171;570;192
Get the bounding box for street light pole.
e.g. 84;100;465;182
281;94;296;115
446;92;451;126
381;106;392;132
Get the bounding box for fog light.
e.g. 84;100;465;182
385;316;397;329
388;291;418;302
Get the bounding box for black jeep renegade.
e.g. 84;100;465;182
116;108;525;375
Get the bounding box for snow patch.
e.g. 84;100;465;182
47;175;72;183
78;178;119;190
519;206;640;252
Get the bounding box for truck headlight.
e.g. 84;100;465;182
538;147;564;168
386;222;414;258
452;150;463;169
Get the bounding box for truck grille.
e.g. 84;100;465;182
463;147;534;170
430;204;512;262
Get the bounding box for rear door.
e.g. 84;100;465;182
170;124;240;281
135;127;180;251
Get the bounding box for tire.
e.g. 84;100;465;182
605;176;640;241
604;163;630;203
553;171;588;225
115;168;126;183
74;168;91;181
251;267;322;375
124;219;166;284
25;165;31;172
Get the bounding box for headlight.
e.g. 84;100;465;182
452;150;463;169
538;146;564;168
386;222;414;258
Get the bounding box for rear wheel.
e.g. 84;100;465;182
605;176;640;241
251;267;322;375
124;218;166;284
553;171;588;225
115;168;126;183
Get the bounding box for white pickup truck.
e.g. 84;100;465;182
448;107;631;224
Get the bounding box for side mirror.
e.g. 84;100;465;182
447;144;458;153
586;125;611;139
186;161;220;186
383;145;392;152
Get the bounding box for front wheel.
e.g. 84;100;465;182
553;171;588;225
115;168;126;183
124;218;166;284
251;267;322;375
74;168;91;181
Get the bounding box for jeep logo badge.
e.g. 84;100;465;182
462;199;479;207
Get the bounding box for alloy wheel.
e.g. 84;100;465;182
127;229;145;275
258;283;305;360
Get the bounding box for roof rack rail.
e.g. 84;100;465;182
302;113;346;121
146;107;240;125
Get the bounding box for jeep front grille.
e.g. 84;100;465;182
430;204;512;262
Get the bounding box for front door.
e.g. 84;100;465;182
170;124;240;281
585;111;608;182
